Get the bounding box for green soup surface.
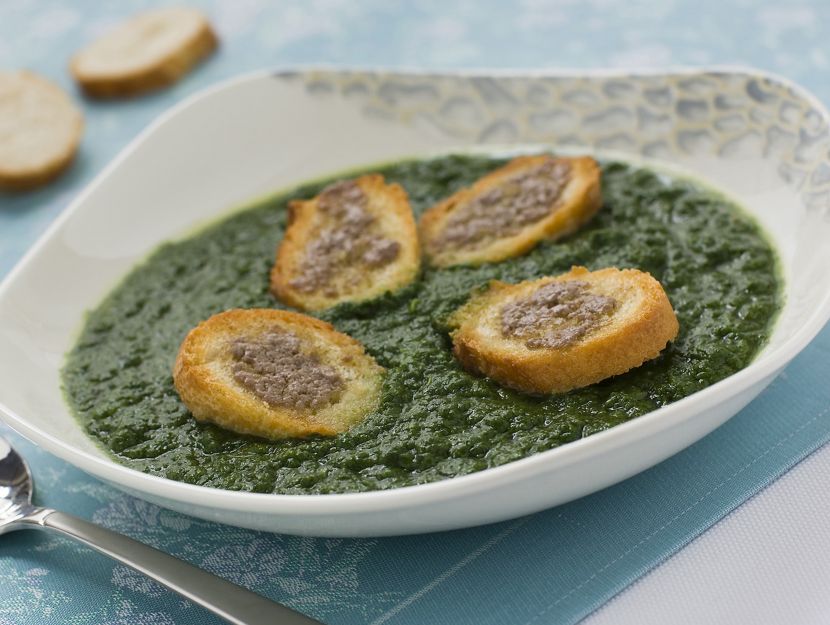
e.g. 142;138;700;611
62;155;782;494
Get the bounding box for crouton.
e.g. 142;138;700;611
70;7;217;98
0;71;83;190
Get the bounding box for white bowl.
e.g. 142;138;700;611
1;67;829;537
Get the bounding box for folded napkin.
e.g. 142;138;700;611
1;322;828;625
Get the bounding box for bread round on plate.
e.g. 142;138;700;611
420;155;601;267
271;174;421;311
0;71;83;191
448;266;679;394
70;7;218;98
173;309;384;439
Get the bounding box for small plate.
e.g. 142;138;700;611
1;67;829;536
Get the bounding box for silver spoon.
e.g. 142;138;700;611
0;436;323;625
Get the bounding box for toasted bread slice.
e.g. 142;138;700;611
70;7;217;98
173;309;384;439
449;267;679;394
271;175;420;311
0;71;83;191
420;155;601;267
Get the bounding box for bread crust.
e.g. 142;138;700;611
173;309;384;439
271;174;421;311
449;267;679;394
70;8;218;98
420;155;601;267
0;71;83;191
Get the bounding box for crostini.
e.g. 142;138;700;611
448;266;679;394
420;155;601;267
271;175;420;311
173;309;384;439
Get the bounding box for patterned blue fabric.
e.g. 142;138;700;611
2;1;830;624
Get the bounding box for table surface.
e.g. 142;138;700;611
3;1;830;624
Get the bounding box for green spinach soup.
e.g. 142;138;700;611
62;156;782;494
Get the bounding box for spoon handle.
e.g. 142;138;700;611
25;508;322;625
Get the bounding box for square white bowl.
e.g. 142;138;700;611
1;67;829;536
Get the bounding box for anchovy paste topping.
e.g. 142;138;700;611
288;180;400;296
501;280;617;349
230;328;343;410
437;159;571;250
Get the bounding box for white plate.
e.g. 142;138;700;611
1;67;829;537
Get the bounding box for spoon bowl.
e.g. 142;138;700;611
0;436;34;531
0;435;321;624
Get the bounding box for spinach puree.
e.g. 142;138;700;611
62;156;782;494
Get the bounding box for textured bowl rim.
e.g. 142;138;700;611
1;64;829;517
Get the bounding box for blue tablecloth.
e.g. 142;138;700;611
2;2;830;624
